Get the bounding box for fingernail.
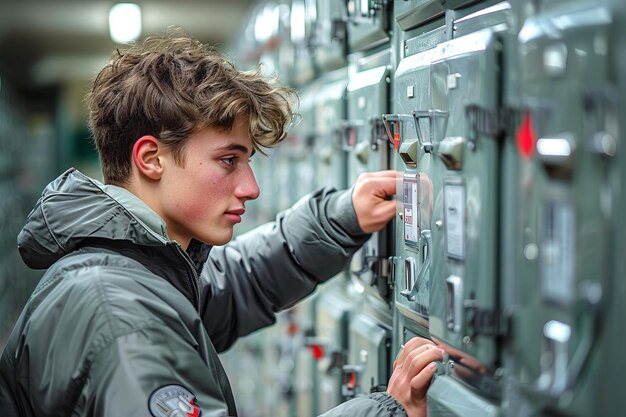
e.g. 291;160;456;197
428;362;437;370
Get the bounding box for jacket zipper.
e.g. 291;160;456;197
172;244;202;310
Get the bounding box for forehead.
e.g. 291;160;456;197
197;120;252;145
187;119;253;152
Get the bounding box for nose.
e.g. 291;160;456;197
235;164;260;201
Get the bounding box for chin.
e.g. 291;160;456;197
200;232;234;246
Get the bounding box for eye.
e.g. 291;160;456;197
221;157;236;167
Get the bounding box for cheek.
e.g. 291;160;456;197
172;178;228;219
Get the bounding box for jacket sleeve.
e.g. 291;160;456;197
86;324;234;417
318;393;408;417
199;186;370;352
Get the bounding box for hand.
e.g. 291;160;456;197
351;170;397;234
387;337;443;417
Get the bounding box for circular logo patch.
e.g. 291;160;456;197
148;384;202;417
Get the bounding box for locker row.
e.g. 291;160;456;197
221;0;625;416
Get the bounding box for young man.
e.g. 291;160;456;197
0;34;442;417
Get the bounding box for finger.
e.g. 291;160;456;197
364;201;398;233
396;337;434;366
406;348;444;379
359;170;398;179
410;362;438;395
368;200;396;222
398;345;433;369
400;345;435;371
404;337;435;352
370;170;398;178
367;176;397;197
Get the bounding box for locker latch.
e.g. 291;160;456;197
382;113;413;152
369;116;388;151
341;365;364;398
465;104;501;149
464;299;501;338
413;109;449;153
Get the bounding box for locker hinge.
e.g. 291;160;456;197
369;116;388;151
465;104;500;148
464;299;506;338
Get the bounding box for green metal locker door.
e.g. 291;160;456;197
345;0;391;53
395;1;445;32
343;55;395;403
294;296;319;417
346;63;393;303
312;286;352;412
314;68;349;191
510;3;618;416
343;314;391;398
386;25;447;357
388;47;437;333
287;85;316;205
314;0;348;70
428;26;503;370
291;0;317;86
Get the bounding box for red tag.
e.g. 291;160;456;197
516;113;536;159
394;121;400;152
310;344;325;360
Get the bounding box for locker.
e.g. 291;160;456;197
346;57;393;303
343;314;391;397
293;297;319;417
427;12;510;375
314;0;348;71
312;284;354;412
395;0;445;32
291;0;318;86
308;66;354;415
388;25;446;338
508;2;619;415
313;67;349;190
287;84;317;205
346;0;392;53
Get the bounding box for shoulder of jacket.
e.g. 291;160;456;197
32;248;150;297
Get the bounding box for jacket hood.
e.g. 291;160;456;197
18;168;171;269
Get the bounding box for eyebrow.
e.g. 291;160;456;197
217;144;256;157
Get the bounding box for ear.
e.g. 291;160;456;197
132;136;163;180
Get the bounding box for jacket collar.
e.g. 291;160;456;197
18;168;212;307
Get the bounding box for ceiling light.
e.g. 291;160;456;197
109;3;142;44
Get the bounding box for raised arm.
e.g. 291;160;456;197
199;171;397;352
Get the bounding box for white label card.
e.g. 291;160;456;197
404;175;419;246
444;184;465;259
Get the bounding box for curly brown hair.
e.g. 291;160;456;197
86;30;297;185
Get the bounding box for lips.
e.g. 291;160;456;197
225;208;245;224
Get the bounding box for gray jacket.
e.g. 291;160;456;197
0;168;407;417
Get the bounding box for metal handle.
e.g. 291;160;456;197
400;257;416;301
446;275;463;332
400;230;431;301
413;109;449;153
